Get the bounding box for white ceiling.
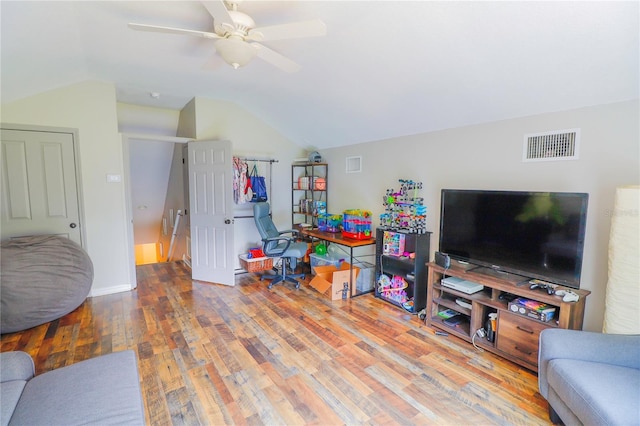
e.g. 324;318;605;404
2;1;638;150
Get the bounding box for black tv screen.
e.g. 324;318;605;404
439;189;588;289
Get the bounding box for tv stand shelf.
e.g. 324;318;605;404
426;262;591;371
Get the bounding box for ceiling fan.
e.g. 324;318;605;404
129;0;326;72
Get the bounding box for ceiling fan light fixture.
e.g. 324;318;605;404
215;37;256;69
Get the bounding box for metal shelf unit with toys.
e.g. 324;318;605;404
375;180;431;314
426;262;591;372
291;162;328;230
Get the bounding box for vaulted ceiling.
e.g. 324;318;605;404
2;1;638;149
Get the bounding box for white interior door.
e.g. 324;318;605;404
1;128;82;245
188;140;235;286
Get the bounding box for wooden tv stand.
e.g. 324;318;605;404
426;262;591;372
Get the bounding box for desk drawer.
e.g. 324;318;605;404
497;311;551;366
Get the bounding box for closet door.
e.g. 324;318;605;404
187;140;235;286
1;128;82;245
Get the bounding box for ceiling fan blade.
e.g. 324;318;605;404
248;19;326;42
250;43;301;73
128;23;221;39
201;0;234;27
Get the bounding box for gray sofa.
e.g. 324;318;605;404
1;350;145;425
538;328;640;425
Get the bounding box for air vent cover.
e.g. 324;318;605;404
523;129;580;162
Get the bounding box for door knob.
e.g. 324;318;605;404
70;223;77;228
224;219;233;224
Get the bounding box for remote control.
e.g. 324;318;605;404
529;279;553;286
555;290;580;302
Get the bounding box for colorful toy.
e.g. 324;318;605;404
318;214;341;232
315;243;327;255
383;231;405;256
342;209;372;239
377;274;409;304
402;298;415;313
380;179;427;233
247;247;265;258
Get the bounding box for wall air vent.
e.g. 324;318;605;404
345;156;362;173
523;128;580;162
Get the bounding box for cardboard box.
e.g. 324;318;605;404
309;262;360;300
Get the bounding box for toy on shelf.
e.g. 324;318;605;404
382;231;405;256
318;214;341;232
342;209;372;239
379;179;427;233
377;274;408;304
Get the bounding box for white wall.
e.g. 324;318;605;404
1;81;132;296
320;100;639;332
117;102;180;137
127;138;175;244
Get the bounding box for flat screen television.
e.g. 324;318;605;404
439;189;589;289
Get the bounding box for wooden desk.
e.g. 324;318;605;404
301;229;376;297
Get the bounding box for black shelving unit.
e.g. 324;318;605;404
291;162;328;229
375;228;431;313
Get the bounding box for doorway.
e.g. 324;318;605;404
122;135;236;287
128;137;183;265
123;134;189;285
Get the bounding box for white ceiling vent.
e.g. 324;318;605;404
523;128;580;162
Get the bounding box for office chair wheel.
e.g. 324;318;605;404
295;282;300;289
267;283;273;289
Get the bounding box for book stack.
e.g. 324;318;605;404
508;297;556;322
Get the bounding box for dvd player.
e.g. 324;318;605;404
441;277;484;294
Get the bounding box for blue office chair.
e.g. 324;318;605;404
253;202;307;289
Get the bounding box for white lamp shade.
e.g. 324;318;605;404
215;38;257;69
603;185;640;334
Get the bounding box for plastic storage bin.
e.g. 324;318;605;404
310;253;343;272
355;262;375;293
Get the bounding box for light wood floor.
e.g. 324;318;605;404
1;262;552;425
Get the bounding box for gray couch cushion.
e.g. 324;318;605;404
1;381;27;426
0;352;35;426
0;352;34;383
9;350;144;426
548;358;640;425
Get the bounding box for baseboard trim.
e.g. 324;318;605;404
89;284;135;298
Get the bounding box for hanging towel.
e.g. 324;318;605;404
233;157;249;205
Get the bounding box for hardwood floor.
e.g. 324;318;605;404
1;262;552;425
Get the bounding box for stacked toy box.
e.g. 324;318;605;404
342;209;372;239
